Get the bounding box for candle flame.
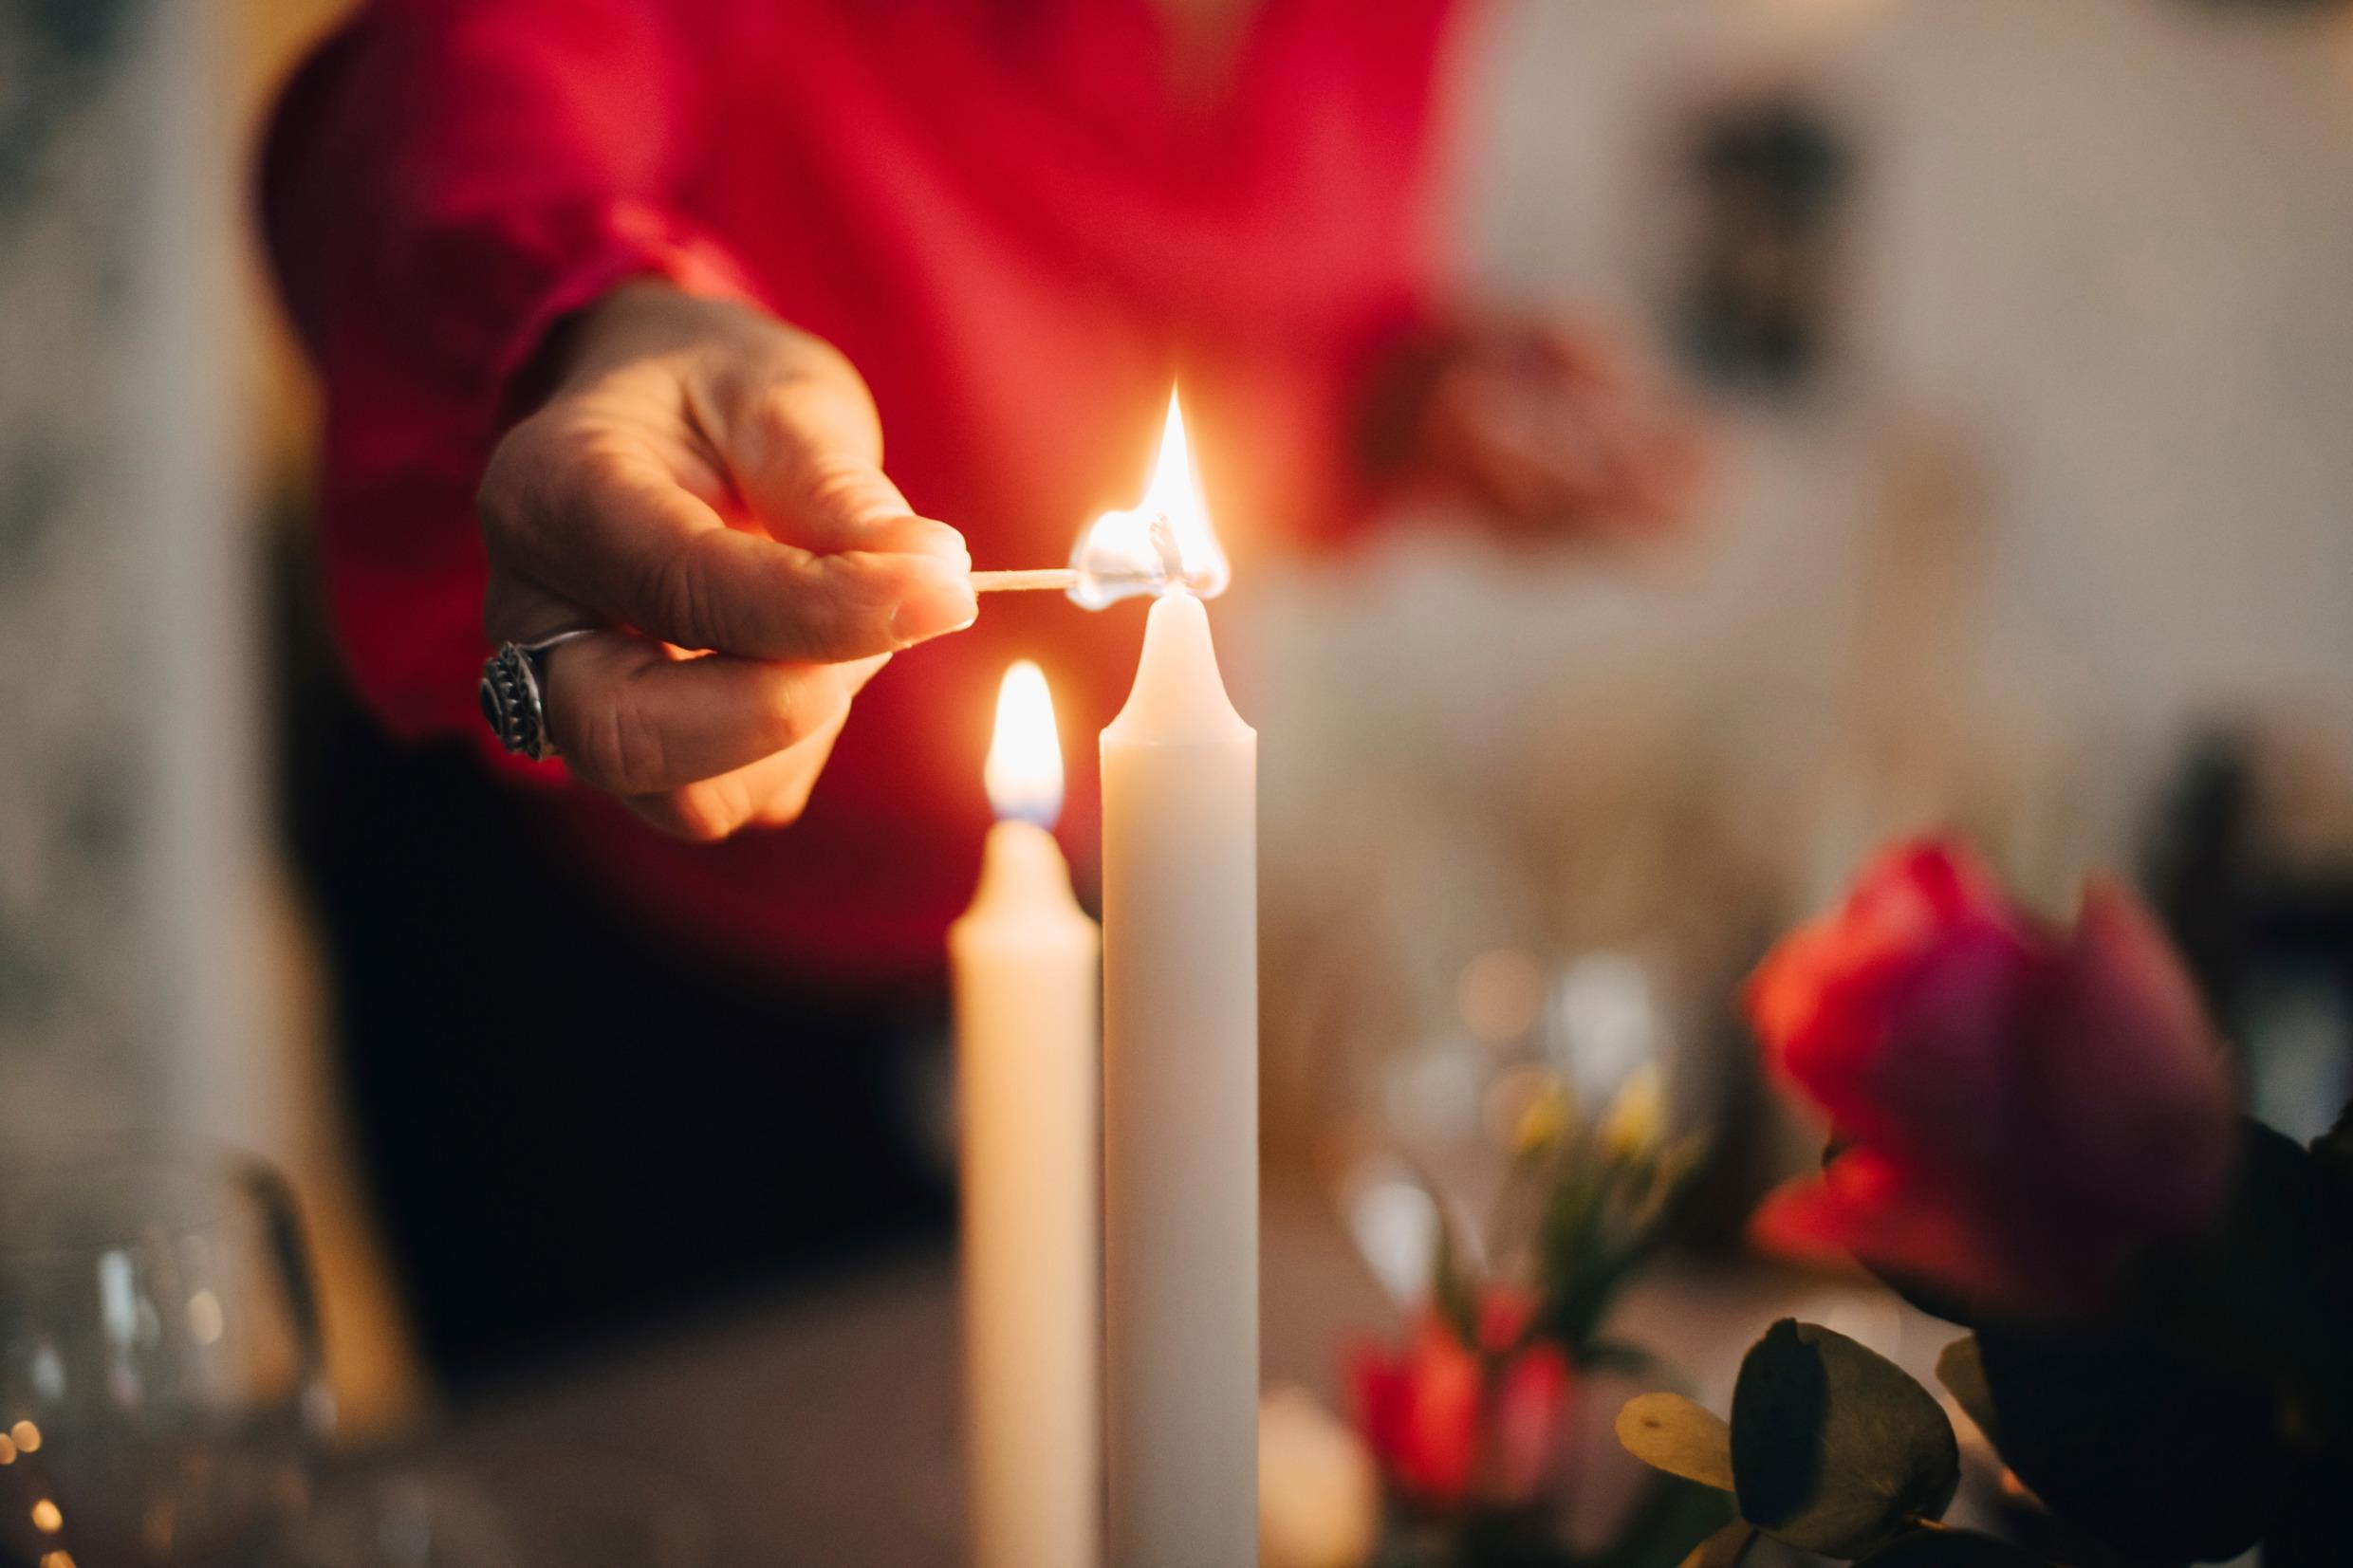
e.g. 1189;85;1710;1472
984;660;1064;828
1066;389;1232;610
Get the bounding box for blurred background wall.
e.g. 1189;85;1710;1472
0;0;411;1431
4;0;2350;1418
1254;0;2353;1181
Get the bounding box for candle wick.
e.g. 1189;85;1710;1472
1147;513;1185;588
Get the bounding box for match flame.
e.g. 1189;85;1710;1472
984;660;1064;828
1066;389;1232;610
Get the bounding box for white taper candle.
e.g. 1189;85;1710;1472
1100;592;1258;1568
951;663;1100;1568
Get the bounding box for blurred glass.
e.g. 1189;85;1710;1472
0;1140;326;1568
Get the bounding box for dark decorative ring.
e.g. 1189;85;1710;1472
478;629;597;762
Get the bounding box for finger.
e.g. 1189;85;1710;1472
713;375;969;562
775;452;970;562
542;630;891;794
624;705;852;840
481;568;599;648
525;444;974;658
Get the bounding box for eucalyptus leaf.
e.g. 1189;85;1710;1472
1730;1319;1960;1557
1852;1527;2046;1566
1617;1393;1735;1490
1674;1520;1756;1568
1934;1337;1999;1448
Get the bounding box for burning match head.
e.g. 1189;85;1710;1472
1065;390;1231;610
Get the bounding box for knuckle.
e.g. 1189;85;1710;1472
742;374;827;444
796;453;880;518
730;341;877;451
757;673;828;750
570;692;673;795
479;414;608;575
647;534;732;653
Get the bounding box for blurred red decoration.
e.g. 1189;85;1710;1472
1746;838;2236;1310
1347;1286;1571;1515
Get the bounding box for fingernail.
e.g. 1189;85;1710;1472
909;518;971;563
891;579;979;644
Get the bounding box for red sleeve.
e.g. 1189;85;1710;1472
259;0;758;745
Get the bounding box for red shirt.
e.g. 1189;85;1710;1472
264;0;1460;988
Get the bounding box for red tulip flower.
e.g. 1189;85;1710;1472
1745;839;2235;1311
1348;1287;1571;1514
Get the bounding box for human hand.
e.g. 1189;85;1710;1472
1376;314;1709;542
477;282;974;839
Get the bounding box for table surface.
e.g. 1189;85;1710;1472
438;1188;1947;1567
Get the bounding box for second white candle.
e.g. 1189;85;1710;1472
952;662;1100;1568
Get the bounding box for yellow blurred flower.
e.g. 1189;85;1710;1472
1510;1079;1574;1158
1601;1063;1665;1159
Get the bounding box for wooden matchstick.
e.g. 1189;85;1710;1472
970;567;1082;593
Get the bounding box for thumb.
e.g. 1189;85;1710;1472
717;377;967;563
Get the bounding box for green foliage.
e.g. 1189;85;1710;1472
1616;1321;1964;1561
1924;1118;2353;1564
1604;1106;2353;1565
1431;1190;1483;1352
1730;1320;1960;1557
1362;1075;1717;1568
1527;1130;1710;1359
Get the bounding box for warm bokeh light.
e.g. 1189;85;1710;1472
1066;389;1231;609
1458;948;1545;1042
30;1498;62;1535
9;1422;39;1455
984;660;1064;829
41;1551;75;1568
